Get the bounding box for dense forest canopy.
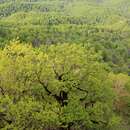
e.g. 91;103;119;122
0;0;130;130
0;0;130;72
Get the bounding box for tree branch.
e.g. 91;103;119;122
0;86;5;96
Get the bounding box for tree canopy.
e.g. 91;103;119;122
0;42;120;130
1;0;130;129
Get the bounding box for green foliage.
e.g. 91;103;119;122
0;42;119;130
0;0;130;72
1;0;130;129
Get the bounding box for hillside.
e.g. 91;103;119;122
0;0;130;130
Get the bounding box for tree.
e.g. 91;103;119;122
108;73;130;129
0;41;120;130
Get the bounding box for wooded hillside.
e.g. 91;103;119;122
0;0;130;130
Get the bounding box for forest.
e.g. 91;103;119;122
0;0;130;130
